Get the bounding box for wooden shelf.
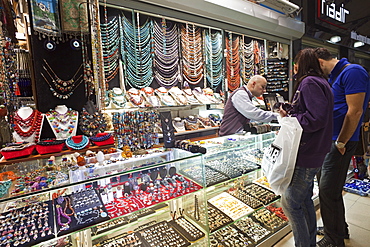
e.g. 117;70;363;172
0;144;114;166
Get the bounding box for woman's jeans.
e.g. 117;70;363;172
282;166;320;247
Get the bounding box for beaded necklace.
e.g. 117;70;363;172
101;15;120;83
45;108;78;139
110;88;126;108
153;19;181;88
41;59;85;99
226;33;241;91
168;87;188;105
13;109;43;142
181;23;204;86
182;88;200;104
121;12;154;89
141;87;161;107
155;87;177;106
65;135;90;150
127;88;145;106
79;104;107;136
204;29;223;90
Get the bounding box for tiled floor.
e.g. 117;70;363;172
274;192;370;247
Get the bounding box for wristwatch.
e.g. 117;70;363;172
335;141;346;149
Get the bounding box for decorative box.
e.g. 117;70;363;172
90;133;114;146
1;142;36;160
36;139;65;155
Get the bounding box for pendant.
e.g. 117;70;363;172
44;40;56;51
70;39;82;50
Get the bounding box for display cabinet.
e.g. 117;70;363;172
0;132;287;247
0;148;208;247
187;132;292;247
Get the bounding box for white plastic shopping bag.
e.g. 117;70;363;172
261;117;303;195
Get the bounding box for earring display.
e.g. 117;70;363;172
241;183;280;205
181;164;228;187
139;221;190;247
228;188;264;209
208;192;254;220
54;188;109;235
233;217;271;243
0;201;55;247
207;203;233;232
170;217;205;241
102;172;202;219
251;208;287;232
212;225;254;246
93;232;144;247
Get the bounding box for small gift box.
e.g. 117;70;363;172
90;133;114;146
1;142;36;160
36;139;65;155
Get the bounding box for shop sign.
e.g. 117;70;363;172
320;0;349;24
351;31;370;46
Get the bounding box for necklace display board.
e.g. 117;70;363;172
160;111;175;148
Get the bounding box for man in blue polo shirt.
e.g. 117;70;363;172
314;48;370;247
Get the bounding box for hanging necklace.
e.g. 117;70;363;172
121;12;154;89
181;23;204;86
204;29;223;90
41;59;84;99
153;19;181;88
226;33;241;91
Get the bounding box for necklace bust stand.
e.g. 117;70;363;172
185;115;199;130
45;105;78;140
155;87;177;106
192;87;212;104
182;88;200;105
172;117;186;132
111;87;126;108
126;88;146;108
168;87;188;105
141;87;161;107
13;106;44;143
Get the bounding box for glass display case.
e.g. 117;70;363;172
0;132;289;247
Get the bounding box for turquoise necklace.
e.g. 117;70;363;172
204;29;223;89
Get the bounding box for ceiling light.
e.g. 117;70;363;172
329;36;341;43
354;41;365;48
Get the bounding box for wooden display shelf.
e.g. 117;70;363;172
0;144;114;166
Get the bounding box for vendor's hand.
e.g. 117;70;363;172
336;146;346;155
278;105;287;117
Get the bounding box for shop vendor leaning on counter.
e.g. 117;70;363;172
219;75;278;136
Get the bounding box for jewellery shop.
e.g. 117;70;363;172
0;0;304;246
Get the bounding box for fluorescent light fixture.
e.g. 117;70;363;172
354;41;365;48
329;36;341;43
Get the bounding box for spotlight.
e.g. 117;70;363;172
354;41;365;48
329;36;341;43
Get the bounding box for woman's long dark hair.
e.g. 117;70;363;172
292;48;325;100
